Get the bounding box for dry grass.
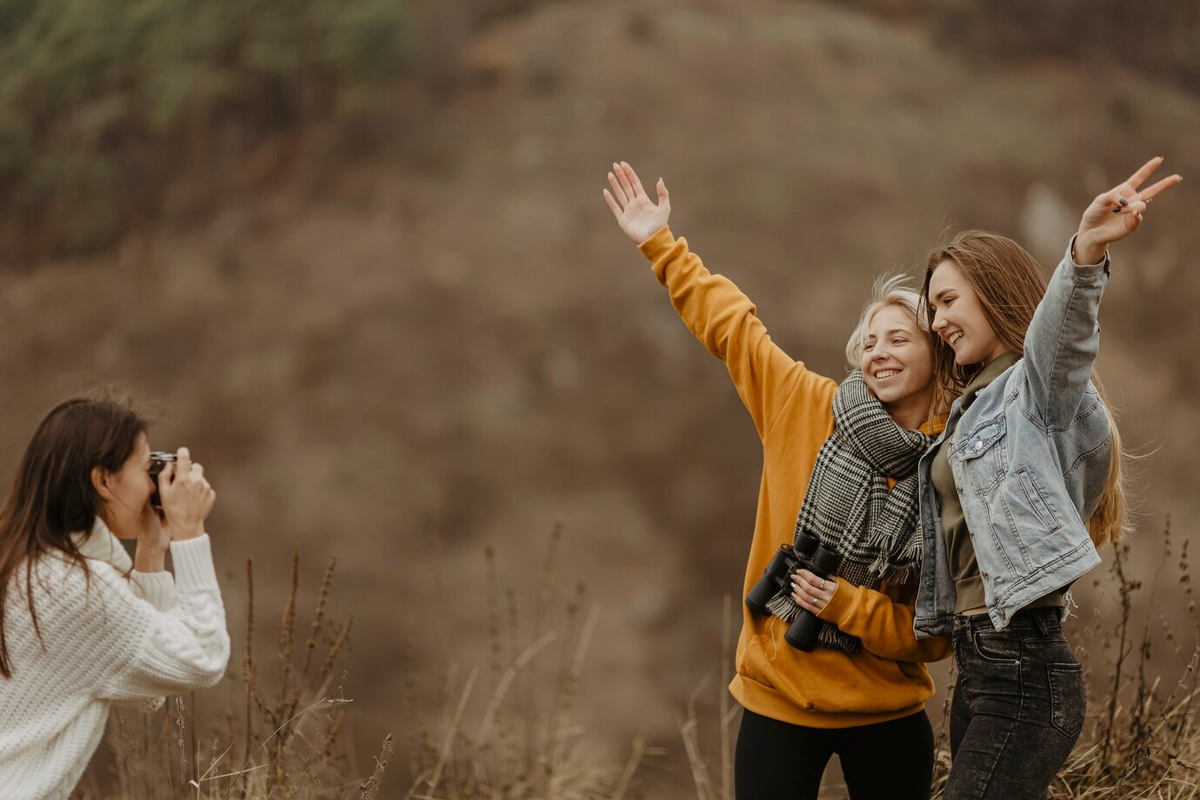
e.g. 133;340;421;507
75;518;1199;799
75;551;380;800
1039;519;1200;799
675;519;1200;800
396;519;663;799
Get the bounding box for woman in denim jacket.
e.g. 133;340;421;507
912;157;1181;799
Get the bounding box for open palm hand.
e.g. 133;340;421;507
603;161;671;245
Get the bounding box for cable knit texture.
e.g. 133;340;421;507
0;528;229;799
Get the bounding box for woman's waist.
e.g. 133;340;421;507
735;625;933;708
730;649;933;728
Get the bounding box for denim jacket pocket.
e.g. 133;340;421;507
1047;662;1085;738
956;419;1006;497
1016;467;1064;533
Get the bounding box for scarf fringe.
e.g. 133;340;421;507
818;624;861;655
764;589;863;655
766;591;800;621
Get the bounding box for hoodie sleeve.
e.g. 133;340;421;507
818;580;952;663
640;226;836;440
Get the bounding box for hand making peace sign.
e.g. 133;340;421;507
1074;156;1182;265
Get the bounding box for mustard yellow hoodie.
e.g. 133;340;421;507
640;227;951;729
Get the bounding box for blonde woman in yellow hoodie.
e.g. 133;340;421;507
604;161;950;800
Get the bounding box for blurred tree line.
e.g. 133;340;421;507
842;0;1200;90
0;0;406;261
1;0;1195;263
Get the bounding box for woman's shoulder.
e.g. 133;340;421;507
798;366;840;400
773;366;839;426
23;551;143;616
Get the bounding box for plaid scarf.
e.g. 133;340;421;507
767;369;934;654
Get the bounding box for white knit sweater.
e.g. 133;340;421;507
0;521;230;799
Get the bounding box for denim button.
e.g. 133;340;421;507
974;440;984;451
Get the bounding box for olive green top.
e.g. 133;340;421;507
931;352;1063;613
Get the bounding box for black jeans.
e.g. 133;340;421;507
735;707;934;799
946;608;1085;800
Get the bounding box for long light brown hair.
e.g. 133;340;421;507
0;396;149;678
919;230;1127;548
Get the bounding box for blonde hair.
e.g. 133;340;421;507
844;273;926;368
920;230;1128;548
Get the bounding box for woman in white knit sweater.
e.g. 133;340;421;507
0;397;231;799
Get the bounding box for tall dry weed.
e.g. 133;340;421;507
76;516;1199;799
677;518;1200;800
397;518;658;800
77;551;383;800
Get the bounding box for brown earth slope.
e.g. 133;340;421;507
1;0;1198;792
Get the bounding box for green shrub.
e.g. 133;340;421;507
0;0;408;260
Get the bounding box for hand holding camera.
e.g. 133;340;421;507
150;447;215;541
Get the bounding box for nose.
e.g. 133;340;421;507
931;310;947;333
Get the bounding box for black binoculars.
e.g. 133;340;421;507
745;532;840;652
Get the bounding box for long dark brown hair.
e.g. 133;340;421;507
920;230;1127;548
0;396;149;677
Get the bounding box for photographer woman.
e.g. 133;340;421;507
0;396;229;799
603;161;950;799
913;157;1181;798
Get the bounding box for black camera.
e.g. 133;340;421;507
148;451;177;511
745;531;840;652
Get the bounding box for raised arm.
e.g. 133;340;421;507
94;536;229;700
98;447;228;699
604;161;832;438
1023;157;1181;425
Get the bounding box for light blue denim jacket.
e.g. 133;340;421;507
914;239;1112;637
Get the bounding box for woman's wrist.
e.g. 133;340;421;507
168;524;206;541
133;541;168;573
1072;231;1107;266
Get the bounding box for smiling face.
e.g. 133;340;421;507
859;304;934;425
927;259;1008;367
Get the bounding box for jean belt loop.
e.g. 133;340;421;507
1034;609;1050;637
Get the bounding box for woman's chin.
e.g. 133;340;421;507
106;518;143;540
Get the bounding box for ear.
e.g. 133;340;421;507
91;465;114;501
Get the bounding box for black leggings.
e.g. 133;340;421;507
735;707;934;800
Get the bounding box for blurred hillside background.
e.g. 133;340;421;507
1;0;1198;795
